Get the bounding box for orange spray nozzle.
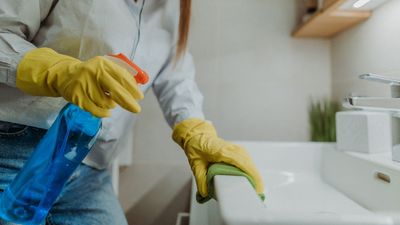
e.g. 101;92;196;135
108;53;149;85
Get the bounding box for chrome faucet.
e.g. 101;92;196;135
347;73;400;162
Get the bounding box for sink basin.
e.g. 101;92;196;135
189;142;400;225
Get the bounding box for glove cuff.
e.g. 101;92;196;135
172;118;217;149
16;48;80;96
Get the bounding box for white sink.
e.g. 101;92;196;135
189;142;400;225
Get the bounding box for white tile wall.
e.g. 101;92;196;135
190;0;331;142
332;0;400;102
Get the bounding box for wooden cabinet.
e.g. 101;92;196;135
293;0;372;38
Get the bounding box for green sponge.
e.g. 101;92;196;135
196;163;265;203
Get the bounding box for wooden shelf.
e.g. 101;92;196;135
293;0;372;38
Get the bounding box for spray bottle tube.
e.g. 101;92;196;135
0;54;148;224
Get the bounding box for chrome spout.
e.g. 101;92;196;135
347;97;400;111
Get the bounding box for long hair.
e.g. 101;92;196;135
176;0;191;59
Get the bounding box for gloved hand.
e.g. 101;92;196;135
172;118;264;199
16;48;144;117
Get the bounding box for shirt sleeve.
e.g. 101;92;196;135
0;0;55;87
152;49;205;128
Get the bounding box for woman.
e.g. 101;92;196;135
0;0;264;224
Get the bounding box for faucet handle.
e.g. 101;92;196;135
360;73;400;86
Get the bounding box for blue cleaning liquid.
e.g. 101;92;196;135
0;104;101;224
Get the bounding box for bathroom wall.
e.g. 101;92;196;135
120;0;331;225
190;0;331;142
331;0;400;102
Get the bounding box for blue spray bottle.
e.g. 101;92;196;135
0;54;148;224
0;103;101;224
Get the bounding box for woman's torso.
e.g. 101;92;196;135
0;0;180;168
0;0;178;130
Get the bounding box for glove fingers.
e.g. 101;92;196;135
73;95;110;117
90;85;117;109
103;59;144;100
218;145;264;194
100;73;142;113
64;82;116;117
192;160;209;198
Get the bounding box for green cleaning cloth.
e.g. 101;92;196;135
196;163;266;203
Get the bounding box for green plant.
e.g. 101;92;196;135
308;99;340;142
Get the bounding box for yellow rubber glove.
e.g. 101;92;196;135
16;48;144;117
172;118;264;198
